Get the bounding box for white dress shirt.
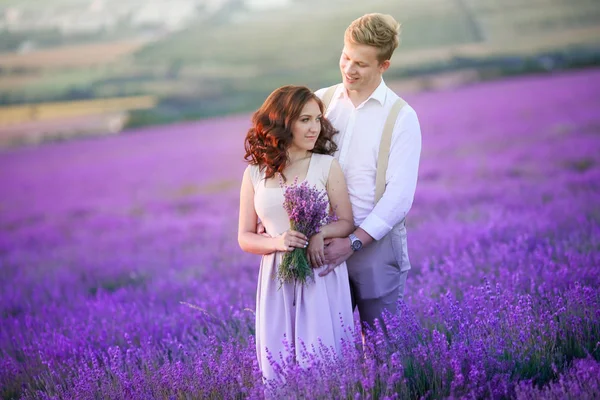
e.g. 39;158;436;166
315;79;422;241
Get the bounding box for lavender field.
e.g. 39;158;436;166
1;69;600;399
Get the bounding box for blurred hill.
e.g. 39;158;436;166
1;0;600;141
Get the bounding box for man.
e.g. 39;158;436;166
315;13;422;328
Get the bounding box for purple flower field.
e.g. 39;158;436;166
1;69;600;399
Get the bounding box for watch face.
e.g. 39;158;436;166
352;239;362;251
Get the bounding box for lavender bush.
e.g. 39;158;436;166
1;69;599;399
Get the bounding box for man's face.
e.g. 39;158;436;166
339;40;389;94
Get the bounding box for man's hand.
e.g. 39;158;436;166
321;237;353;276
307;232;325;268
257;221;270;237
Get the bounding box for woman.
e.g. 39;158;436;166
238;85;355;381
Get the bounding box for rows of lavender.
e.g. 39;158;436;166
1;69;599;399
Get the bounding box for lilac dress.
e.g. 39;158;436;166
247;153;354;381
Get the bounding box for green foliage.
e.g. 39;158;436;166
134;2;479;70
277;248;313;287
0;29;63;52
5;0;600;125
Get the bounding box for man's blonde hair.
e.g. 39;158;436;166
344;13;401;63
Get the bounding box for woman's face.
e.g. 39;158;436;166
289;99;322;153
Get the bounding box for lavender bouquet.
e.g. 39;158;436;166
278;178;337;286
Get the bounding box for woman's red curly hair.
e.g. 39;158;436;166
244;85;338;181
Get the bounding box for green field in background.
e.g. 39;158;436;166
2;0;600;126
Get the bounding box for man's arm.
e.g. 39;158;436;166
322;106;421;274
359;106;422;241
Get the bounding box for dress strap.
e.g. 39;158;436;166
306;153;334;187
247;164;265;190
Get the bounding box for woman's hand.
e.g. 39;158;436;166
307;232;325;268
273;230;308;252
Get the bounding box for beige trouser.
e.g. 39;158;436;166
346;221;410;328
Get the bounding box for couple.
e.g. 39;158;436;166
238;13;422;381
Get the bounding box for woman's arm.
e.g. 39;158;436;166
307;159;354;267
238;167;308;255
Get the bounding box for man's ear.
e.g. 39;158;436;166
379;60;391;73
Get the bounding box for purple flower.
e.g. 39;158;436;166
277;178;337;285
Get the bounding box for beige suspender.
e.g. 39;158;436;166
375;97;406;203
321;84;406;204
321;84;339;111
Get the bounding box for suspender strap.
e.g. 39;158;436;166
321;82;406;205
375;97;406;204
321;84;340;111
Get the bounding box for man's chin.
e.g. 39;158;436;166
343;81;359;90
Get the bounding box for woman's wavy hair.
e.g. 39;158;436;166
244;85;338;181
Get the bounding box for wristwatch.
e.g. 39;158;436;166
348;233;363;251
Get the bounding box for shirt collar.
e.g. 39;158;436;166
338;78;388;106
